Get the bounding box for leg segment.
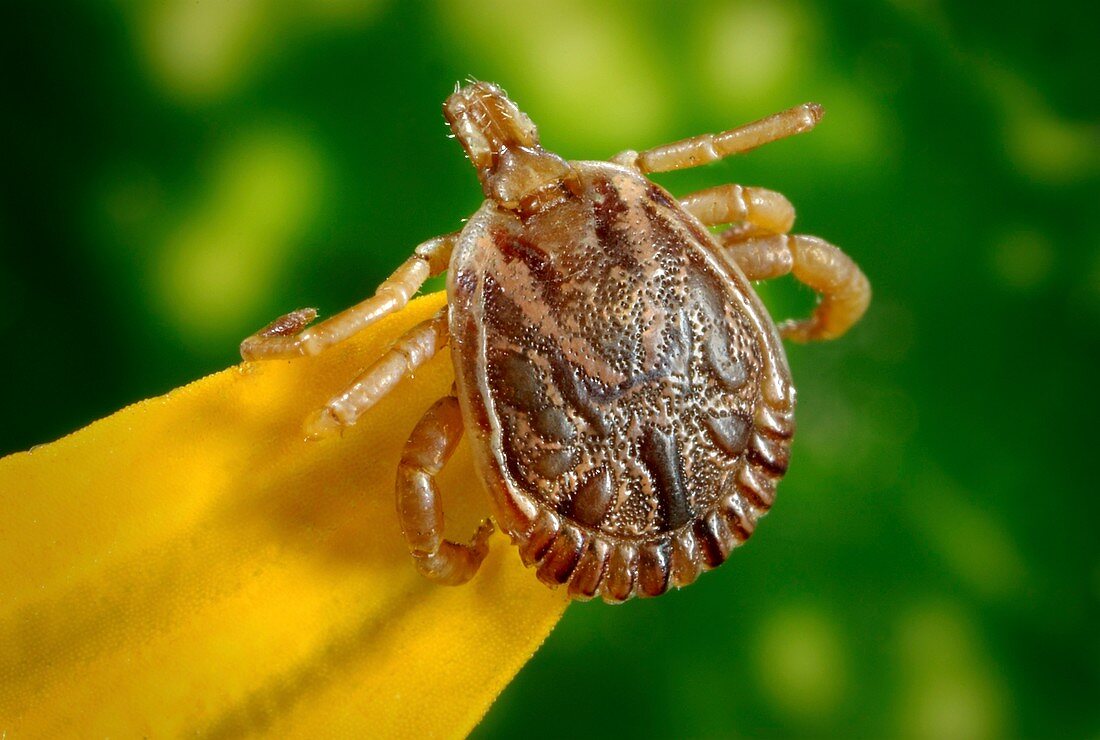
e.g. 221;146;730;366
305;306;450;439
240;232;457;361
617;103;823;174
724;234;871;342
396;396;494;585
680;183;795;237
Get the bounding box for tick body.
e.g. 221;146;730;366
242;82;870;603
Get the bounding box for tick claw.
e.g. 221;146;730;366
304;407;343;441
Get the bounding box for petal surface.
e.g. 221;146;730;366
0;292;568;737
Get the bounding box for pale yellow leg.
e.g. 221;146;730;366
680;182;868;341
396;395;494;585
680;183;796;238
240;232;456;361
305;306;450;439
724;234;871;342
615;103;823;174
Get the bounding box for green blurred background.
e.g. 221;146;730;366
4;0;1097;736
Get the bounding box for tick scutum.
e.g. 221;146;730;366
639;426;693;531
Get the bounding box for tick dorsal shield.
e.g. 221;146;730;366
240;81;869;602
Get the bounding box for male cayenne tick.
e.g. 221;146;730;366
241;81;870;603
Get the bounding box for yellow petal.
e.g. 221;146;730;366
0;292;569;736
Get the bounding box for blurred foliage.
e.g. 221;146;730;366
3;0;1097;737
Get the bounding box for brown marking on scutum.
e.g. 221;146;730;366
482;270;552;346
568;538;610;600
565;466;614;528
549;357;610;437
639;427;693;530
706;334;748;391
638;185;696;259
638;540;672;597
590;178;642;272
532;406;575;442
495;229;549;273
747;432;790;476
498;351;543;409
659;302;692;376
704;413;750;456
491;228;564;306
490;345;563;492
536;525;586;585
534;448;576;478
452;268;477;299
646;183;678;210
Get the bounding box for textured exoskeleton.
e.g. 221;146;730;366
241;82;870;603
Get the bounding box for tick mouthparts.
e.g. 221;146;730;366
443;81;540;170
444;81;572;206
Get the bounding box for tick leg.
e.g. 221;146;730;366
240;232;456;361
397;395;494;585
305;306;450;439
680;183;795;238
724;234;871;342
616;103;822;174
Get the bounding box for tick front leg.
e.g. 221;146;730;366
397;395;494;585
615;103;822;174
305;306;450;439
240;232;456;361
680;183;795;238
725;234;871;342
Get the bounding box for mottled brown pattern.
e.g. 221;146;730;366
449;162;796;598
245;81;867;602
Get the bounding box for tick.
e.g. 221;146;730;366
241;81;870;602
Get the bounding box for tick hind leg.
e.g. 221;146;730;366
725;233;871;342
304;306;450;439
397;395;494;585
240;232;456;361
679;182;869;341
680;183;795;239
